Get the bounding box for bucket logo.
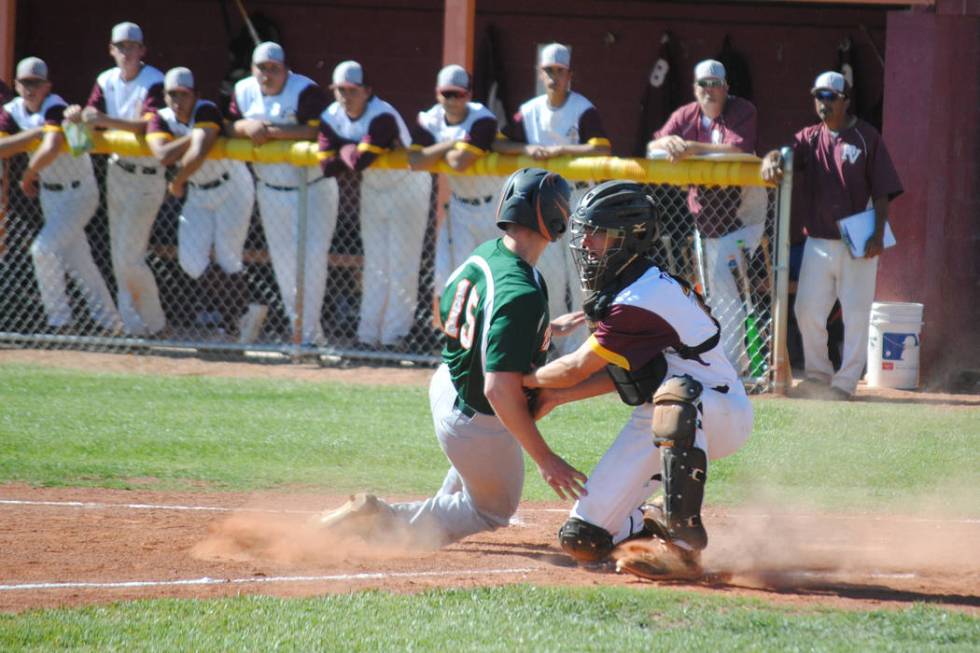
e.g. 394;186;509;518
882;332;918;361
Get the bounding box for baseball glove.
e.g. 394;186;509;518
614;538;704;581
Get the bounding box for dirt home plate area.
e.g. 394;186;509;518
1;350;978;614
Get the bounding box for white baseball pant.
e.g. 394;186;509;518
387;364;525;548
702;222;766;374
107;161;167;335
433;195;500;294
178;163;255;279
256;175;338;344
795;237;878;395
570;382;753;545
357;170;432;346
32;176;121;330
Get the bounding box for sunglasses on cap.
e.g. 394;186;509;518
696;78;725;89
812;89;843;101
440;90;466;99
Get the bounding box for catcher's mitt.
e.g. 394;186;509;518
614;538;704;581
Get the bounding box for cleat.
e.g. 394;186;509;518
312;493;391;538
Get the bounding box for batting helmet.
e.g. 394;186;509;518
569;180;659;291
495;167;571;242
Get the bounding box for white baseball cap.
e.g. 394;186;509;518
332;60;364;88
111;22;144;45
539;43;571;69
16;57;48;81
694;59;726;82
436;64;470;93
164;67;195;92
252;42;285;65
811;71;848;96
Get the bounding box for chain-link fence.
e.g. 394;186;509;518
0;139;788;392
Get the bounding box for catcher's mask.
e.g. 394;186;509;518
569;180;658;291
495;167;571;242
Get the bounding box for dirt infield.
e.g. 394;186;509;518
2;349;978;614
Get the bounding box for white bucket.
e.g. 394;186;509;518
866;302;924;389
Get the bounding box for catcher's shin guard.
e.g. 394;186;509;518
651;375;708;551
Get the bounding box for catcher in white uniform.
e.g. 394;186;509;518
0;57;121;334
524;181;754;579
496;43;612;355
228;42;337;345
65;21;168;337
146;67;256;336
408;64;502;318
318;60;431;350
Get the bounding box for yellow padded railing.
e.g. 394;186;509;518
66;130;773;188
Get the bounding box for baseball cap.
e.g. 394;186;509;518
694;59;726;82
252;42;285;65
16;57;48;81
811;71;847;96
332;60;364;88
111;21;144;45
436;64;470;93
164;67;195;92
539;43;571;69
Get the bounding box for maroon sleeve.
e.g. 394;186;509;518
593;304;682;371
146;111;173;137
790;126;816;172
0;107;19;135
85;81;106;112
653;105;693;140
577;107;608;144
867;128;903;201
193;103;224;126
465;116;497;152
296;83;329;125
42;103;66;127
341;112;400;171
501;111;527;142
317;123;348;177
141;82;165;116
720;98;756;153
410;119;435;148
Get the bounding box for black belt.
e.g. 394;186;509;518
453;193;494;206
573;181;591;190
262;176;327;192
114;160;159;175
41;180;81;192
190;172;230;190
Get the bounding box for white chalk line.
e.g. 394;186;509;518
0;567;539;593
2;498;978;526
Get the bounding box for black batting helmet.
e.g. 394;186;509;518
495;167;571;242
569;180;658;291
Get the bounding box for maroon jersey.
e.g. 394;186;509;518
790;118;903;240
317;95;411;176
654;96;757;237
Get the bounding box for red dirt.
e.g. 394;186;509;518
1;349;978;614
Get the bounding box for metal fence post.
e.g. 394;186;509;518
293;166;309;359
772;146;794;394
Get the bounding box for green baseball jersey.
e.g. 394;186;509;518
440;239;552;415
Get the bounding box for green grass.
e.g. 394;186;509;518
1;587;977;652
1;363;977;512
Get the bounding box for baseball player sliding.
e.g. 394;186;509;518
0;57;122;334
65;21;168;337
314;168;586;549
228;42;337;346
146;67;256;338
318;60;432;351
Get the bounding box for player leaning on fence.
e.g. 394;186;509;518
64;21;168;338
761;71;903;401
0;57;123;336
314;168;587;549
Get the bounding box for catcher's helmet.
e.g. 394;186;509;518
495;167;571;242
569;180;658;291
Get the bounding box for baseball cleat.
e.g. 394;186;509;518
313;492;390;538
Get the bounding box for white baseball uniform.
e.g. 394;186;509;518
413;101;501;292
86;64;167;335
505;92;611;354
0;94;121;331
147;100;254;279
230;72;337;344
319;95;431;347
573;266;753;545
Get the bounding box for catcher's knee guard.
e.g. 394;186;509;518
652;375;708;551
558;517;614;563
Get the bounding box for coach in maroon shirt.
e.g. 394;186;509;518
762;71;903;400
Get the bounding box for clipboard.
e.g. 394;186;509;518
837;209;896;258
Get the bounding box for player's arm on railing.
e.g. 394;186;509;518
0;127;44;158
407;139;457;170
146;132;192;167
168;127;220;198
19;129;65;198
